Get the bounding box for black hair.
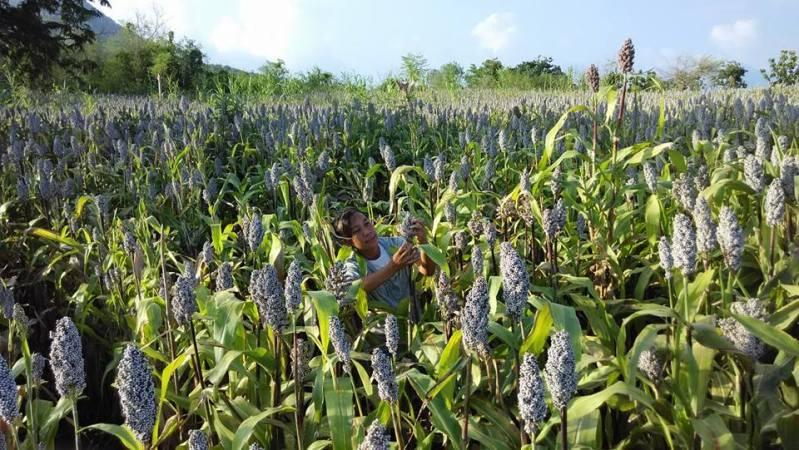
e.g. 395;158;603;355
333;207;363;241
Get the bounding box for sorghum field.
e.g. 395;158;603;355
1;41;799;450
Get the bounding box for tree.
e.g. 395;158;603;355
465;58;504;88
301;66;335;90
663;55;722;90
511;56;564;77
0;0;111;83
603;69;663;91
713;61;747;88
400;53;428;84
761;50;799;86
428;62;464;90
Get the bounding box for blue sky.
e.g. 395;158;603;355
91;0;798;86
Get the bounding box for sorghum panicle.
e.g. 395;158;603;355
435;271;460;321
49;316;87;398
544;330;577;410
385;314;399;358
717;206;744;271
671;213;697;277
284;260;303;314
115;344;157;444
0;357;18;423
330;316;352;373
694;196;718;254
765;179;785;226
658;236;674;280
585;64;600;93
637;348;663;383
719;298;767;360
359;420;390;450
499;242;528;321
187;429;209;450
216;262;234;292
370;347;398;403
518;353;547;434
462;276;490;357
617;38;635;74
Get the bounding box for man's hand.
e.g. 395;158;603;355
410;218;427;244
391;242;420;268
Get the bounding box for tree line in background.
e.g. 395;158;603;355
1;0;799;101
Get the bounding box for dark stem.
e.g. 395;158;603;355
560;406;568;450
271;330;283;450
769;225;776;277
391;402;405;450
461;354;472;447
292;326;303;450
490;247;498;277
189;321;217;441
256;323;262;409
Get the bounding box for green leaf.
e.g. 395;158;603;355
692;414;733;450
153;353;190;444
521;304;552;355
542;106;589;169
406;369;462;448
419;243;448;273
471;398;519;449
468;419;514;450
83;423;144;450
354;283;368;320
568;381;654;421
488;276;502;316
656;95;666;140
487;321;516;349
205;350;244;385
777;411;799;449
731;312;799;357
782;284;799;298
625;324;661;382
211;223;223;255
28;227;81;249
644;194;661;245
75;195;92;219
770;299;799;330
352;359;373;397
309;291;339;355
685;269;715;321
691;322;737;352
306;440;333;450
268;232;283;266
690;342;716;414
231;406;294;450
533;297;581;362
389;165;422;213
568;408;600;449
325;380;354;450
435;330;462;379
41;397;74;440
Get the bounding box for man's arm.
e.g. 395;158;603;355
362;260;401;293
411;218;437;276
362;242;419;293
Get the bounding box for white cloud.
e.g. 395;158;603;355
209;0;301;62
472;13;516;52
710;19;757;48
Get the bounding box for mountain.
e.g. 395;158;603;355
8;0;122;39
85;1;122;38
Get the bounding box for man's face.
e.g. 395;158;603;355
347;212;377;251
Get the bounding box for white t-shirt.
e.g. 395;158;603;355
367;243;392;270
348;236;410;308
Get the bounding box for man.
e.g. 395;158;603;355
333;208;436;309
